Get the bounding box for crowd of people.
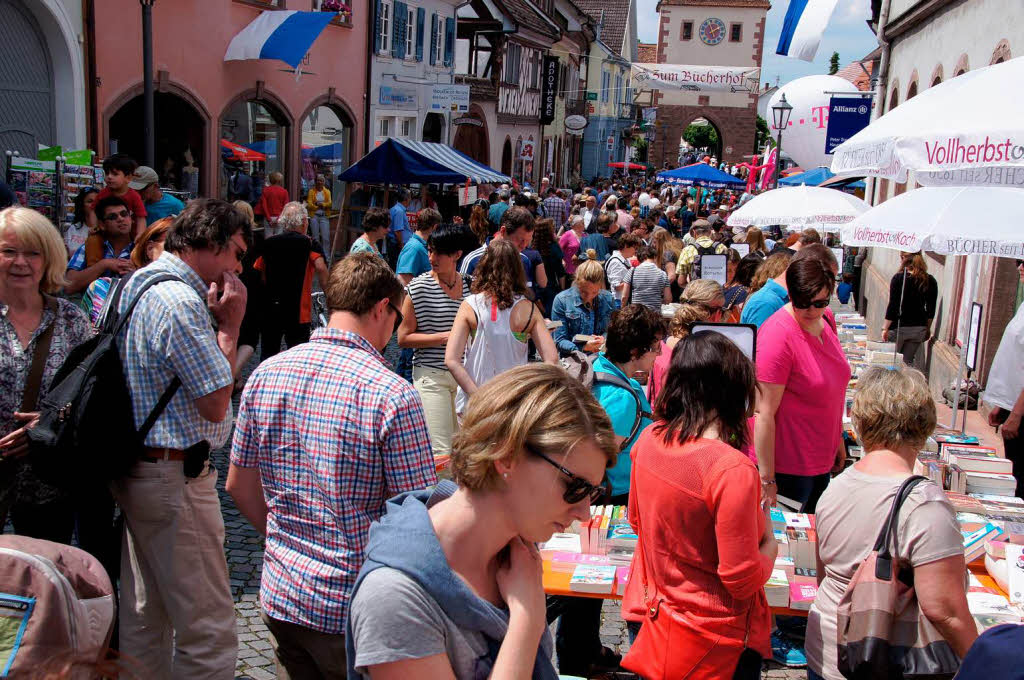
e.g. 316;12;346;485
1;154;1021;680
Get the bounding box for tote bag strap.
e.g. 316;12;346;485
873;475;928;581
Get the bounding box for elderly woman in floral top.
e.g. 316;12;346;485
0;207;93;544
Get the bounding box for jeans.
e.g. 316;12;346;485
776;472;831;514
807;668;826;680
995;409;1024;497
262;612;347;680
396;347;414;384
555;597;604;674
9;498;74;543
310;213;331;257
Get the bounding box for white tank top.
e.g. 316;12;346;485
455;293;531;414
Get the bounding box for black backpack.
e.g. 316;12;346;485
27;274;185;489
691;242;719;279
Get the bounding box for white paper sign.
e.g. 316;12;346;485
631;63;760;93
1006;543;1024;604
459;185;478;206
731;243;750;257
831;247;844;267
700;254;728;286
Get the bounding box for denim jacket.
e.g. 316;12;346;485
550;287;615;356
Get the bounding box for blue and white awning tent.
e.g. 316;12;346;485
655;163;746;189
338;138;510;185
224;11;336;69
779;166;865;190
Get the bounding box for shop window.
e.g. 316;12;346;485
730;23;742;42
236;0;282;7
433;15;445;66
380;118;391;137
681;21;693;41
312;0;353;25
401;118;413;137
220;99;288;203
301;104;352;205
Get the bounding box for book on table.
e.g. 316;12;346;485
540;533;582;559
788;582;817;611
950;453;1013;475
764;569;790;608
963;523;1004;563
966;472;1018;496
569;564;617;594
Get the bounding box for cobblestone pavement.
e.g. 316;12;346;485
220;339;806;679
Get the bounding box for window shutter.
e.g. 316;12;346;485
444;17;455;67
415;7;425;61
393;2;406;58
374;0;383;53
429;14;438;65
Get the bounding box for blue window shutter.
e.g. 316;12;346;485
444;17;455;67
393;2;406;58
415;7;425;61
374;0;383;54
429;14;438;65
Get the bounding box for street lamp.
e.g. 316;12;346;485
141;0;156;168
771;93;793;188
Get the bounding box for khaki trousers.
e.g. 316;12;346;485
112;461;237;679
413;365;458;458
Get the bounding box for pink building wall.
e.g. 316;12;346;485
92;0;368;199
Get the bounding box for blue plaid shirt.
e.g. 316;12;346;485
543;195;569;227
66;239;133;276
117;252;233;449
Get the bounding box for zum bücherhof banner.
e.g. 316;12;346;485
631;64;760;93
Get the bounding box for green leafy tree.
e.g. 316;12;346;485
829;51;840;75
755;115;772;153
632;136;649;163
682;123;718;151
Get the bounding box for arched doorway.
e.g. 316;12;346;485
513;137;524;186
452;106;490;166
300;104;353;200
0;0;54;175
500;137;513;177
679;117;722;165
422;113;445;144
109;92;205;193
220;97;289;202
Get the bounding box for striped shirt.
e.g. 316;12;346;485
407;272;471;370
627;261;669;312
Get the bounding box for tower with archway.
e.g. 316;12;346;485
649;0;768;167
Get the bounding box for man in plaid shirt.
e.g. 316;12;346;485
542;187;569;229
227;252;436;678
113;199;250;678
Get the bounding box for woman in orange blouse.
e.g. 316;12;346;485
622;331;777;680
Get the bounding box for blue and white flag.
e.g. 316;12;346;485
776;0;840;62
224;11;336;69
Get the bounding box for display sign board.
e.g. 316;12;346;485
380;85;417;109
831;247;845;268
699;254;728;286
459;184;478;206
430;84;470;113
565;115;588;132
586;92;598;101
520;139;535;162
540;56;558;125
967;302;983;371
690;322;758;361
631;63;760;93
730;243;750;257
825;96;872;154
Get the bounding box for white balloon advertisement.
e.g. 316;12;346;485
767;75;859;170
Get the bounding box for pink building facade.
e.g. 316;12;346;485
91;0;368;202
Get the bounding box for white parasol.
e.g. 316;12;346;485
830;56;1024;187
840;186;1024;258
726;185;869;232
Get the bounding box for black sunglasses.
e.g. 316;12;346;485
793;298;830;309
103;210;130;221
527;445;606;505
387;301;404;333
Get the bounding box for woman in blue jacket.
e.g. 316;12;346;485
550;260;615;357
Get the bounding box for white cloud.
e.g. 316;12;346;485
836;0;872;26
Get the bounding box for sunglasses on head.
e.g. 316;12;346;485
526;444;606;505
793;298;830;309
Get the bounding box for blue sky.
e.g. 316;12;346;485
636;0;879;88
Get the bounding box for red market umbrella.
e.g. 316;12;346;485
220;139;266;162
607;162;647;171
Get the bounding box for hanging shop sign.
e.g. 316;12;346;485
379;85;418;109
565;115;588;132
430;84;471;113
630;63;760;93
453;115;483;127
586;92;598;101
541;56;559;125
825;96;873;154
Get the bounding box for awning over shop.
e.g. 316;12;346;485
338;138;510;185
655;162;746;189
779;166;865;189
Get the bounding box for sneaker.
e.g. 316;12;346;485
771;629;807;668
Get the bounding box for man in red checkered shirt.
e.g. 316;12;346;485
227;252;436;678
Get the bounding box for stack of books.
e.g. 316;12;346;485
539;532;581;559
788;581;817;611
550;552;612;573
569;564;617;594
764;569;790;607
963;522;1004;563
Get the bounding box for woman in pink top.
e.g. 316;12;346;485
754;256;850;513
558;215;585;275
647;280;723;405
